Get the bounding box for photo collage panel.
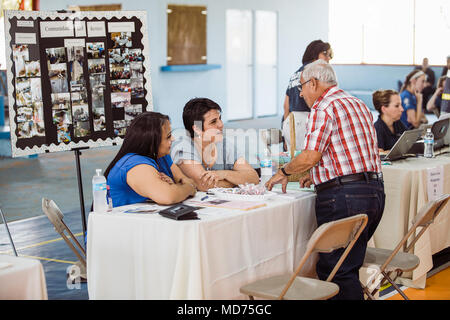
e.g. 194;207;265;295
109;31;145;136
11;18;148;149
46;47;73;142
13;44;45;140
87;42;107;132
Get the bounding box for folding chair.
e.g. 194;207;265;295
42;198;87;282
240;214;368;300
362;193;450;300
260;128;283;156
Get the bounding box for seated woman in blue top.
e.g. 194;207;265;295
104;112;196;207
372;89;407;151
399;69;427;129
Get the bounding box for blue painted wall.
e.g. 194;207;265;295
333;64;444;110
39;0;329;129
33;1;447;127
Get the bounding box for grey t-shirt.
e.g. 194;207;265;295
171;135;242;171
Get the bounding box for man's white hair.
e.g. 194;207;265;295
302;59;338;86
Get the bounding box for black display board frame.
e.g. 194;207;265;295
4;10;153;158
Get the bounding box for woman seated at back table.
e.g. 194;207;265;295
400;70;428;129
373;89;407;152
105;112;196;207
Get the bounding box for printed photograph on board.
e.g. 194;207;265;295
111;32;132;48
128;49;143;62
17;102;46;139
30;78;42;102
13;45;29;78
109;48;129;65
113;119;129;136
111;92;131;109
130;62;143;79
88;59;106;74
110;63;130;80
15;78;32;107
72;104;91;137
51;92;71;110
46;47;67;64
67;46;85;82
24;61;41;77
124;104;142;121
93;109;106;132
49;63;69;93
56;124;71;143
52;109;72;126
130;78;144;99
111;79;131;93
86;42;105;59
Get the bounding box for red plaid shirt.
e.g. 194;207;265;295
303;86;382;185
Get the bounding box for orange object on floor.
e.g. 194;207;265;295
387;266;450;300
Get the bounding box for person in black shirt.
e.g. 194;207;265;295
283;40;333;121
372;89;407;151
441;55;450;77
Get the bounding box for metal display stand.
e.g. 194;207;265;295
0;207;18;256
72;147;89;238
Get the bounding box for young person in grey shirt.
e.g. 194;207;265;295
171;98;259;191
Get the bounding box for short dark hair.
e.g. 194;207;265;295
302;40;331;65
182;98;222;138
104;111;170;179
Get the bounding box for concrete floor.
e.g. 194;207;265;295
0;145;119;224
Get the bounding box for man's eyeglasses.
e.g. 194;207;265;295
323;50;333;59
297;79;312;93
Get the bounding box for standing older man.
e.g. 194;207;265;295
266;59;385;300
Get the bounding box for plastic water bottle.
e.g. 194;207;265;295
92;169;108;213
260;151;273;186
424;128;434;158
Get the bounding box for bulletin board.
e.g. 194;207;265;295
4;10;153;157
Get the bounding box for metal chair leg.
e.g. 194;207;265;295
0;207;18;256
361;282;376;300
381;271;409;300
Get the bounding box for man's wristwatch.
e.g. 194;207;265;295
280;166;291;177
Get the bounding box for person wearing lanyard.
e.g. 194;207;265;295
266;59;385;300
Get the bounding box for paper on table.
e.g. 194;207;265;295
0;262;13;270
271;189;313;199
185;199;266;211
113;204;166;214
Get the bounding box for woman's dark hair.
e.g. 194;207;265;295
372;89;399;114
302;40;331;65
182;98;222;138
437;76;447;88
104;111;170;179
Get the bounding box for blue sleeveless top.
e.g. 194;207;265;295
107;153;174;207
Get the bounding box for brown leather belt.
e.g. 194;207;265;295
315;172;382;193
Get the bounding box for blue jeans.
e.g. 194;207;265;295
315;178;385;300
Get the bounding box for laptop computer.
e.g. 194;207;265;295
408;118;450;154
438;114;450;146
380;128;423;161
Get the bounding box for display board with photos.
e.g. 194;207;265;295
4;10;153;157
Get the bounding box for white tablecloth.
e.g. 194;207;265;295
87;192;317;300
373;151;450;288
0;254;48;300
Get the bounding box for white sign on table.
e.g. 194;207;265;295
427;166;444;201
